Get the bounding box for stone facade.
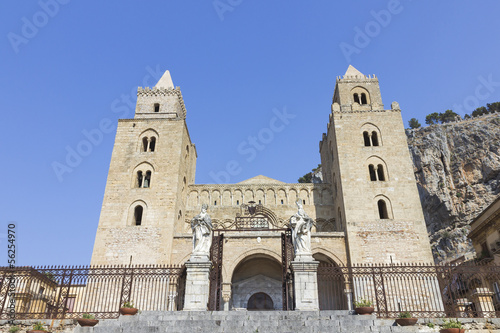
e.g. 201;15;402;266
90;66;434;310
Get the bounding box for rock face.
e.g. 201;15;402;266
406;113;500;263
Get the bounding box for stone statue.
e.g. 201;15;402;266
191;204;213;256
290;201;314;256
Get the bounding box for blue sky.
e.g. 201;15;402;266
1;1;500;266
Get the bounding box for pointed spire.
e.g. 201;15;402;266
155;70;174;89
344;65;364;78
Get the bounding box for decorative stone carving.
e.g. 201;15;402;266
290;201;314;260
190;204;213;259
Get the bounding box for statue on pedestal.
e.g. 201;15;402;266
191;204;213;256
290;201;314;256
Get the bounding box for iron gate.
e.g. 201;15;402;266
208;232;224;311
281;229;294;310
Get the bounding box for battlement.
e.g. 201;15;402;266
336;73;378;82
135;86;187;119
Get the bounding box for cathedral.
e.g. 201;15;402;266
90;65;434;310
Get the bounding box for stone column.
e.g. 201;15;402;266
470;288;495;318
291;257;319;311
221;282;232;311
183;257;212;311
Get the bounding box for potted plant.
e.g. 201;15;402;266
119;301;138;315
395;311;418;326
440;319;465;333
354;298;374;315
27;322;49;333
77;313;99;327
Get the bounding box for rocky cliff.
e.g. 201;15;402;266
406;113;500;263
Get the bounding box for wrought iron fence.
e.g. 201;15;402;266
317;263;500;318
2;262;500;319
0;265;185;319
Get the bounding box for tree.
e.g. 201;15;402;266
298;173;312;183
425;112;440;125
408;118;421;129
487;102;500;113
439;109;459;123
472;106;487;117
464;114;471;119
298;164;321;183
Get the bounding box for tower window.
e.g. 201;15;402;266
214;200;217;206
149;137;156;152
371;131;379;146
369;165;377;181
281;199;284;205
236;200;239;205
154;103;160;112
143;171;151;188
377;164;385;181
142;137;148;152
303;199;306;205
378;200;389;219
134;206;143;225
363;131;371;146
137;171;143;188
361;93;367;105
353;93;360;104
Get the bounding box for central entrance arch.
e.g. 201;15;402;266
247;292;274;310
231;255;282;310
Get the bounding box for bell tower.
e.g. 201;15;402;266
320;65;433;265
90;70;197;266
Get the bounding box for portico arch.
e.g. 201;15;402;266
230;253;282;310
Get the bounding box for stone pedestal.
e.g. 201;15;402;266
470;288;495;317
291;259;319;311
454;298;472;317
183;258;212;311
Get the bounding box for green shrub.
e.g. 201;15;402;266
9;326;20;333
122;301;135;308
32;322;46;331
427;323;435;328
354;298;372;307
442;319;462;329
82;313;96;319
398;311;412;318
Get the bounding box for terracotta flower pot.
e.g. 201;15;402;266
355;306;374;315
77;318;99;327
119;307;138;315
439;329;465;333
396;318;418;326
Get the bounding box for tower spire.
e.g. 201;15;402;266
155;70;174;89
344;65;364;78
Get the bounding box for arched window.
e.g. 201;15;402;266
361;93;367;105
143;171;151;188
377;164;385;181
378;200;389;219
353;93;360;104
134;206;143;225
368;165;377;181
149;137;156;152
363;131;371;146
137;171;143;188
371;131;379;146
142;137;148;152
154;103;160;113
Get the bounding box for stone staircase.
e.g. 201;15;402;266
73;310;422;333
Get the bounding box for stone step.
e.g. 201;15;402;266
70;311;428;333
